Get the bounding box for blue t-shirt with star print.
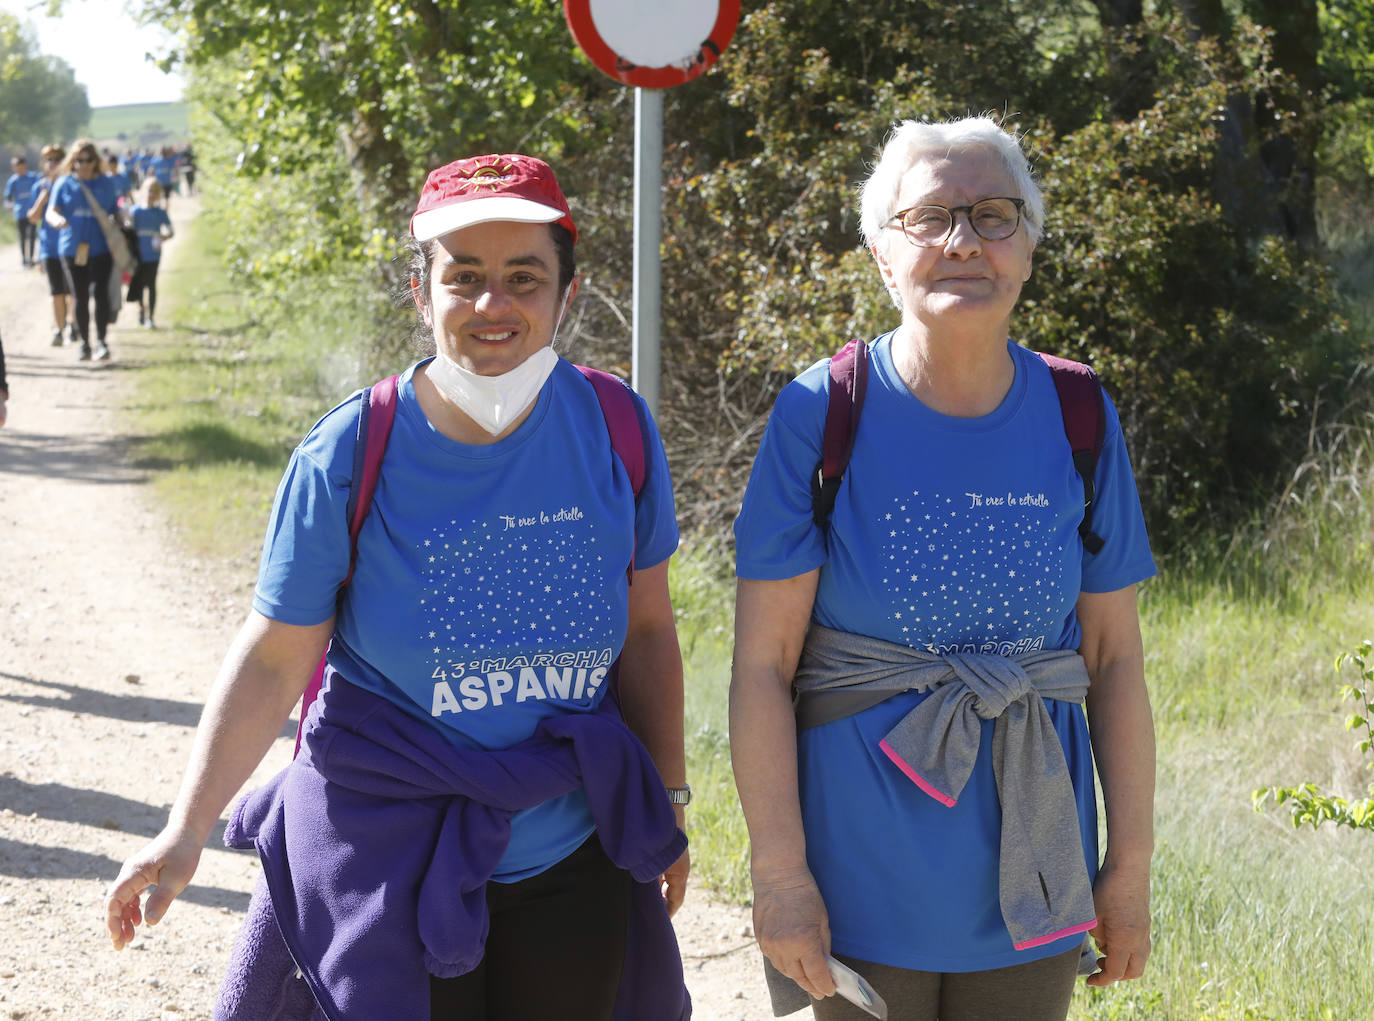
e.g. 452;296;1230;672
734;332;1155;972
253;357;679;880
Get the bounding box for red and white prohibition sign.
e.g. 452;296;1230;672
564;0;741;89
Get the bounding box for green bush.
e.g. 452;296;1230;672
1254;640;1374;832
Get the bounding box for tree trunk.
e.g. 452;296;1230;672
1175;0;1320;246
1088;0;1155;121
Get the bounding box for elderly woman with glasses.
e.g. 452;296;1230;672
44;137;122;361
730;116;1158;1021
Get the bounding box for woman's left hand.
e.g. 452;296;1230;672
1085;859;1151;986
660;844;691;917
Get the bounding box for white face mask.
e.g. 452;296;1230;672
427;344;559;436
425;286;572;436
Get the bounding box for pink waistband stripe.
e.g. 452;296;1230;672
878;739;957;807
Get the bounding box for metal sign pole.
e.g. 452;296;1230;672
632;86;662;416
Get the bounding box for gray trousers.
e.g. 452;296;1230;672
811;945;1080;1021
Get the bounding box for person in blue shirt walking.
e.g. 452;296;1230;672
105;155;134;209
5;155;41;268
104;153;693;1021
126;178;174;327
151;146;179;206
44;138;123;362
731;117;1157;1021
27;144;76;347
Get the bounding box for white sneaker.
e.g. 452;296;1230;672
93;342;111;362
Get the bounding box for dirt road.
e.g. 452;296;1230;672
0;205;774;1019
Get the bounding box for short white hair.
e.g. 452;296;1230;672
859;116;1045;254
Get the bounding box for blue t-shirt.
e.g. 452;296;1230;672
33;180;61;260
734;333;1156;973
254;358;680;880
131;205;172;262
151;156;178;187
5;171;40;219
48;174;118;258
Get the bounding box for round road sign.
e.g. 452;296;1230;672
565;0;740;89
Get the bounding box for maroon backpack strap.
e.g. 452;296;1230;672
295;375;399;758
1037;353;1106;554
576;365;649;580
342;374;399;585
812;339;869;530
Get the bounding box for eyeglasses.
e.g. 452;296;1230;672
73;155;97;164
887;197;1025;247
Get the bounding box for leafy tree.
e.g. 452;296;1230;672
143;0;595;235
0;12;90;144
1020;20;1353;543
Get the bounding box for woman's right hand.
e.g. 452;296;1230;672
104;824;204;950
100;612;329;951
752;863;837;1000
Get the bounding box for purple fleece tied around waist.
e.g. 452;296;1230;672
218;671;690;1021
214;873;325;1021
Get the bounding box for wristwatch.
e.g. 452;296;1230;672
665;784;692;806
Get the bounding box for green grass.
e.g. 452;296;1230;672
142;197;1374;1018
86;101;189;147
129;199;380;566
0;216;14;246
671;545;751;898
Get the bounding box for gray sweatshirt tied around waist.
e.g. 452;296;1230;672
764;624;1098;1016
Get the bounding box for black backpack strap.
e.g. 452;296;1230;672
812;339;869;531
1037;352;1106;554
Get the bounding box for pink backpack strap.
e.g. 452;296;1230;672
295;375;399;757
576;365;649;580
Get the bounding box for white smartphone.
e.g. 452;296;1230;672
826;955;888;1020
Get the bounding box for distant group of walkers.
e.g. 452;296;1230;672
107;143;198;205
4;138;182;364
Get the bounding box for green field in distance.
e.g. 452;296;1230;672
86;102;189;147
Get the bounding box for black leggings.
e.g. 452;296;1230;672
127;260;161;316
811;945;1082;1021
16;219;36;262
62;252;113;344
429;835;630;1021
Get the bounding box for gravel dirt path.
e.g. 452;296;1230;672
0;204;775;1020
